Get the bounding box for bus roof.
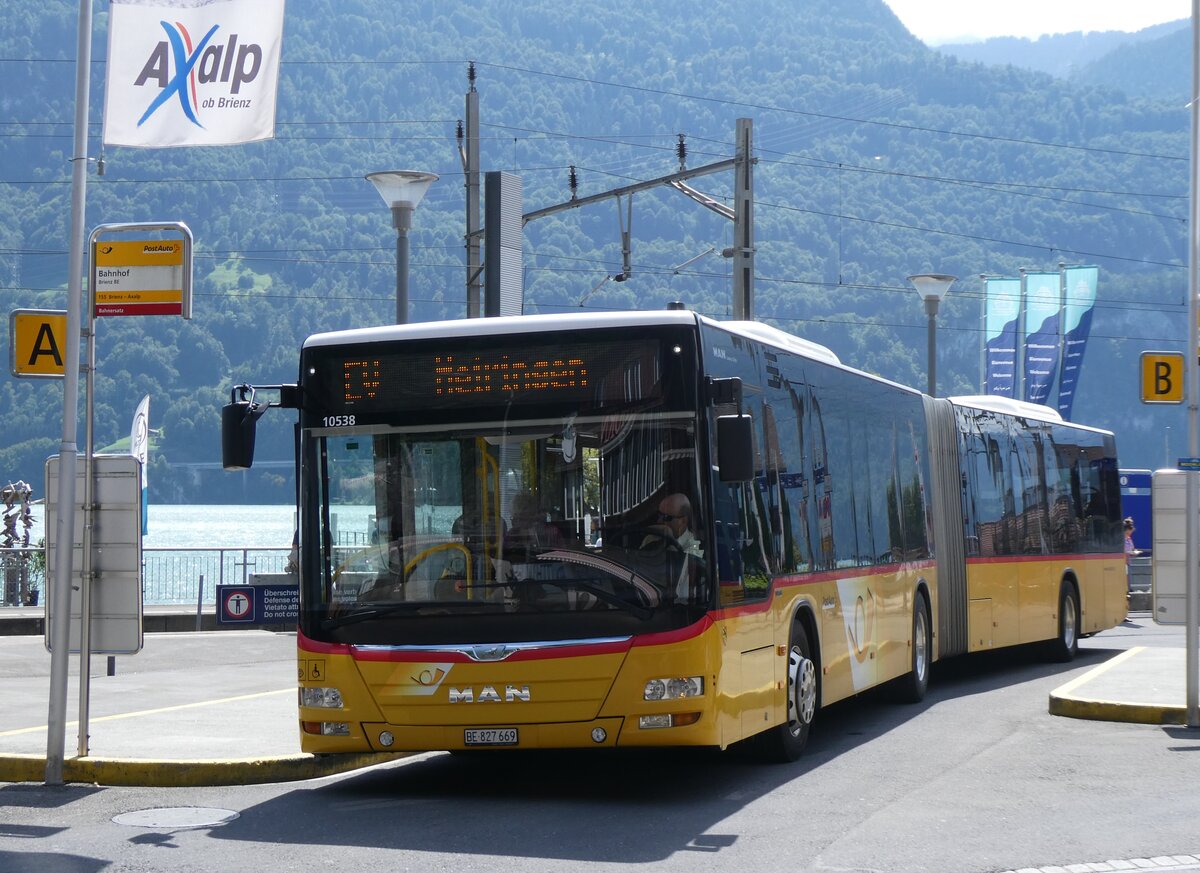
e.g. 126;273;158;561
302;309;703;348
948;396;1115;439
304;309;843;365
948;395;1064;423
714;319;841;365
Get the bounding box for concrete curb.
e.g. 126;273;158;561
1048;646;1187;727
1048;695;1187;725
0;751;408;787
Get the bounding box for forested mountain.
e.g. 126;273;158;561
1073;24;1192;104
0;0;1190;503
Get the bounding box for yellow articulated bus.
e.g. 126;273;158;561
223;309;1126;761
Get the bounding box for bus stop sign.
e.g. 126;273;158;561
1140;351;1185;404
9;309;67;378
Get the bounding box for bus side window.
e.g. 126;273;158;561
711;416;772;604
713;481;771;604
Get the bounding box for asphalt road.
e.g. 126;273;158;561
1;618;1197;873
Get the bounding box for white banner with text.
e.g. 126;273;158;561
103;0;285;148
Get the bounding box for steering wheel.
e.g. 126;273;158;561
405;542;474;597
637;524;687;555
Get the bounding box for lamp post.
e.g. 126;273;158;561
366;171;438;324
907;273;957;396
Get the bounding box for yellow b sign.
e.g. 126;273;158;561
9;309;67;378
1140;351;1185;404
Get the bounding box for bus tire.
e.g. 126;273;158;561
891;590;931;703
1046;580;1080;663
757;621;818;762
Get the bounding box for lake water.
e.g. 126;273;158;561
23;504;298;549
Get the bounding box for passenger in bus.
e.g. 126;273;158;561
509;491;567;549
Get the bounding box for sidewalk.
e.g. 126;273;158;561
1050;644;1194;726
0;628;402;787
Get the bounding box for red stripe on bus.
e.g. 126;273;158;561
713;559;938;620
630;615;714;647
298;631;350;655
965;553;1120;565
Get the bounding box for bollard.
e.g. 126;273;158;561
107;656;115;676
196;573;205;631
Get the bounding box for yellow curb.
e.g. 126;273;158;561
1048;647;1187;726
0;752;407;787
1048;695;1187;725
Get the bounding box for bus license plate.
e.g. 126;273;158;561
464;728;518;746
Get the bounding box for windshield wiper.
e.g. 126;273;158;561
532;577;654;620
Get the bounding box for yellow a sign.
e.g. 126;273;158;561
10;309;67;378
1140;351;1185;404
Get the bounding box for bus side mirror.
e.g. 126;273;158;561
222;385;268;471
717;414;754;482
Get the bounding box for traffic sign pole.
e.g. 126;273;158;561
45;0;92;786
1187;0;1199;729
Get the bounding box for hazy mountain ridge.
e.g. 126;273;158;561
937;18;1189;102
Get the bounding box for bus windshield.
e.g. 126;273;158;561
305;411;708;644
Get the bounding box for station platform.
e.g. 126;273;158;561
0;627;401;787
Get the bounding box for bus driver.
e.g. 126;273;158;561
643;492;704;602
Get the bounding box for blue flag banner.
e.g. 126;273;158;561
1056;265;1098;420
983;277;1021;397
1022;271;1062;406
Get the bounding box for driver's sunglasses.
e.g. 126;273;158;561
656;512;683;522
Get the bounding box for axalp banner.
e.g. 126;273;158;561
983;277;1020;398
103;0;286;148
1022;271;1063;406
1056;266;1098;421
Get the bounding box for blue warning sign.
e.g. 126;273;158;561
216;583;298;625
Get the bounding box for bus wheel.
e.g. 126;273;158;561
758;622;818;762
891;590;931;703
1046;581;1080;663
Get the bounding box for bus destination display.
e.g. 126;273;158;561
430;353;587;396
312;338;662;418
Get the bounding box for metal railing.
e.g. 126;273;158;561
141;548;292;605
1;548;40;606
0;547;292;608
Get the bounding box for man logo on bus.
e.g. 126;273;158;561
132;20;266;129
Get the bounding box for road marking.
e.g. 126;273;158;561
1052;645;1144;699
0;688;293;737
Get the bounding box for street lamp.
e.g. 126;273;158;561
365;171;438;324
907;273;957;396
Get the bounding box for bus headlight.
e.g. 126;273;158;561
643;676;704;701
302;721;351;736
639;712;701;729
300;687;344;709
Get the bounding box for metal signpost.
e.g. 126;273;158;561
1187;0;1200;729
43;222;194;772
